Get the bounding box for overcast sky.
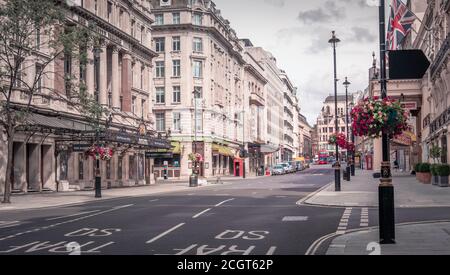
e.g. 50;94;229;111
214;0;386;125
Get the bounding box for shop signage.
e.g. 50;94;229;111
401;102;418;111
145;152;173;158
72;144;91;152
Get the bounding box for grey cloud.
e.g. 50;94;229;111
263;0;286;7
348;26;377;43
297;0;346;24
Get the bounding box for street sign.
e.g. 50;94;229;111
72;144;91;152
389;50;430;80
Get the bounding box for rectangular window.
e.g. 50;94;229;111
155;37;165;52
132;96;136;114
156;112;166;132
194;86;202;98
193;60;202;78
173;86;181;103
129;155;136;180
36;64;43;93
172;12;180;24
155;14;164;25
173;112;181;131
193;13;202;25
193;37;203;52
140;66;144;89
172;60;181;77
141;26;145;44
131;20;135;38
156;87;165;104
329;127;333;133
36;28;41;50
117;156;123;180
107;1;113;22
155;61;165;78
172;36;181;51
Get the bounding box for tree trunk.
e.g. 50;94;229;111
2;130;14;204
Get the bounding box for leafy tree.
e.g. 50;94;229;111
0;0;103;203
430;145;442;164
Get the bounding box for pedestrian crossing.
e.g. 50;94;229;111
335;208;372;235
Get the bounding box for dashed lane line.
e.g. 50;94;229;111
146;223;186;244
193;208;212;219
215;198;235;207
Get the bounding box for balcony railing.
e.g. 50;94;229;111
430;34;450;79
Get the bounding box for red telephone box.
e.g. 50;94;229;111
366;155;373;170
234;158;244;177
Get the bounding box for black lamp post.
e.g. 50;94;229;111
349;102;356;176
378;0;395;244
343;77;351;181
329;30;341;192
190;89;200;187
93;46;102;198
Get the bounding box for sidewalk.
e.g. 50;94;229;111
303;169;450;208
327;221;450;255
0;181;222;211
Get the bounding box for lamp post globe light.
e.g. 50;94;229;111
343;77;351;182
378;0;395;244
328;30;341;192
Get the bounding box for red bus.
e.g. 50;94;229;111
318;151;329;165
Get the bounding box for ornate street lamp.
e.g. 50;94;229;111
328;30;341;192
378;0;395;244
343;77;351;181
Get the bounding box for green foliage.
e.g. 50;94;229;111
420;163;431;173
431;164;439;176
415;163;422;173
437;165;450;177
430;146;442;163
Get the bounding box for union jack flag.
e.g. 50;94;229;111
386;0;417;50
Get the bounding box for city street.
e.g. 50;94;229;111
1;166;450;255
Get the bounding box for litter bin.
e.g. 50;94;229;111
189;174;198;187
343;169;349;181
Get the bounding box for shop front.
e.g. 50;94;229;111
212;143;235;176
149;141;182;179
248;143;265;176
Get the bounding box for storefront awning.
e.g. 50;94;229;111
261;144;279;154
212;144;235;157
148;141;181;154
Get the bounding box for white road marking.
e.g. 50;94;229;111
146;223;185;244
193;208;212;219
360;208;369;227
336;208;352;234
46;210;101;221
282;216;309;222
215;198;235;207
266;246;277;255
0;221;20;229
0;204;133;242
148;199;160;202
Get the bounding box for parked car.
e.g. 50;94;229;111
272;165;285;176
280;163;292;174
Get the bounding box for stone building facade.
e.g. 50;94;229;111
316;95;353;159
149;0;304;179
0;0;169;195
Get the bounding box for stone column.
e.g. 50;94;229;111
99;45;108;106
27;144;41;191
86;48;95;96
14;142;27;192
121;53;132;113
112;47;120;110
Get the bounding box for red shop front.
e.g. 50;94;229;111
234;158;244;177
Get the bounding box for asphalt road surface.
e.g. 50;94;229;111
1;166;450;255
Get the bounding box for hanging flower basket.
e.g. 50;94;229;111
85;145;114;161
188;153;204;163
329;133;347;148
351;97;408;139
